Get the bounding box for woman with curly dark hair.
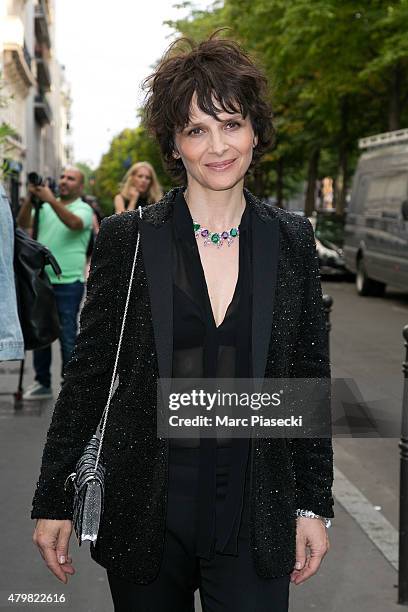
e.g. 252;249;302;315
31;34;334;612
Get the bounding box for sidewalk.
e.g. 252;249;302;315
289;499;400;612
0;347;402;612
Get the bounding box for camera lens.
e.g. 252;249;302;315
28;172;43;186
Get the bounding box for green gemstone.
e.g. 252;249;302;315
211;233;220;243
193;223;200;232
230;228;238;237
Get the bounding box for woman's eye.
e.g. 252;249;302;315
225;121;240;129
188;127;203;136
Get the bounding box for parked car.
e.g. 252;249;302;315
309;212;348;276
344;129;408;296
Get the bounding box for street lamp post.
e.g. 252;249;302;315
399;325;408;604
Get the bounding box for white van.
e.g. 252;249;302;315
344;129;408;296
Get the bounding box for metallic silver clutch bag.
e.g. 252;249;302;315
64;435;106;545
64;206;142;546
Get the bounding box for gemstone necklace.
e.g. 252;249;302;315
193;221;239;248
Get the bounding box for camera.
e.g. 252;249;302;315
28;172;44;187
27;172;58;203
27;172;46;210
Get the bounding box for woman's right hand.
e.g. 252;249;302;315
33;519;75;583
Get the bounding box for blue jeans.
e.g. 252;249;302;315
33;280;84;387
0;185;24;361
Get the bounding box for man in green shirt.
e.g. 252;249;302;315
17;167;94;399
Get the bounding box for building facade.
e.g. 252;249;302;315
0;0;72;214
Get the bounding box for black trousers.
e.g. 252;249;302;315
107;446;291;612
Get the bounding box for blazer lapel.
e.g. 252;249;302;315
138;216;173;380
251;207;280;381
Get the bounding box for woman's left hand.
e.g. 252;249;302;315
290;517;330;585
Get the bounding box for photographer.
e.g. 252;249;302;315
17;167;93;400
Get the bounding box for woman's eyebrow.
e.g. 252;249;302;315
185;113;243;127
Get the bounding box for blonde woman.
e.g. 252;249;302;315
114;161;163;213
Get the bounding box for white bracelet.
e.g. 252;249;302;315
296;509;332;529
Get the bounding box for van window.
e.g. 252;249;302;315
384;173;408;217
352;174;370;214
365;176;388;216
386;173;407;199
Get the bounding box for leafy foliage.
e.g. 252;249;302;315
0;71;18;180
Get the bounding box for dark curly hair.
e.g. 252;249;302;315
142;33;275;183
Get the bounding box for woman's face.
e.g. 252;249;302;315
174;94;258;192
131;167;152;194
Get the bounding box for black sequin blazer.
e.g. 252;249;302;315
31;187;334;583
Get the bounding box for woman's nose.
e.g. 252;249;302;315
209;131;228;155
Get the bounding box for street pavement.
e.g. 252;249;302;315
327;278;404;533
0;276;405;611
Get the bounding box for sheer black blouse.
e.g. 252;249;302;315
170;190;253;560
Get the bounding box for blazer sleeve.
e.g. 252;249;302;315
31;214;127;520
287;217;335;519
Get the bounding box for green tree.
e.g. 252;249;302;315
0;71;18;179
269;0;408;211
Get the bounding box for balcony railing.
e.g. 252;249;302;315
34;93;52;126
34;0;51;48
35;54;51;91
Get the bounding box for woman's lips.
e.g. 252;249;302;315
205;158;237;171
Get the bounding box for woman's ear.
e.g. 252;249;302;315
172;136;181;159
253;135;258;148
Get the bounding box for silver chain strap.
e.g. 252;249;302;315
93;205;143;472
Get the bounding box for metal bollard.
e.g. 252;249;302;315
399;325;408;604
322;294;333;354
